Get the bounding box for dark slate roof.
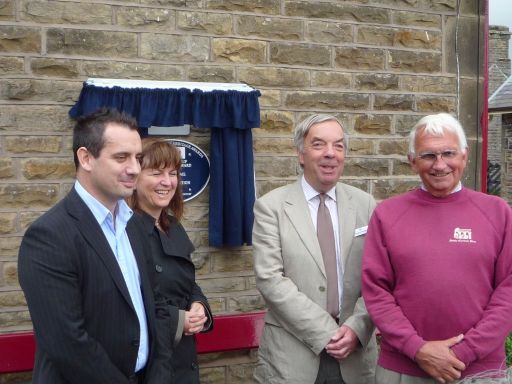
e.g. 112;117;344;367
489;75;512;111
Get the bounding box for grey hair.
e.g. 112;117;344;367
293;114;349;154
408;113;468;156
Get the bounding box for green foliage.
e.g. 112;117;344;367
506;334;512;367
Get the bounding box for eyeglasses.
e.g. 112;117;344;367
416;150;459;162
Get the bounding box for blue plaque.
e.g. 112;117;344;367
166;139;210;202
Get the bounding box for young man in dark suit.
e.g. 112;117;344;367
18;108;172;384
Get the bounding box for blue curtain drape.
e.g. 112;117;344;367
69;82;260;246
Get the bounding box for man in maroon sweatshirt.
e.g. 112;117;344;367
362;113;512;383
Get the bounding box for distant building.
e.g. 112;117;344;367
488;25;512;204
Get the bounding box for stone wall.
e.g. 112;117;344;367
489;25;511;96
0;0;485;383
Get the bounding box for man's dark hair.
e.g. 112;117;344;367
72;108;139;168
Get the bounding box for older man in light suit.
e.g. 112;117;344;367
253;114;377;384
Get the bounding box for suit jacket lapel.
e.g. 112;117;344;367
65;189;135;310
336;184;356;270
283;180;326;277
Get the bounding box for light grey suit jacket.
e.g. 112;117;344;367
253;180;377;384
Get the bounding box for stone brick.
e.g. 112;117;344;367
312;71;351;89
0;290;26;306
0;236;21;257
259;110;294;134
285;1;390;24
181;205;208;228
416;96;457;113
376;0;456;12
306;20;352;44
395;114;425;136
254;156;297;178
254;137;295;154
0;105;70;132
19;211;43;231
378;139;409;156
0;157;14;178
30;58;79;78
0;79;81;102
228;295;265;312
3;262;18;285
0;184;59;208
238;67;309;87
343;158;389;177
227;362;257;383
392;10;441;29
211;251;253;273
372;179;419;200
47;28;138;58
0;371;33;383
140;0;202;7
374;94;414;111
5;136;62;153
116;7;174;30
258;89;281;107
0;0;14;20
0;212;16;234
415;96;456;113
177;11;231;35
285;91;369;110
357;26;441;50
83;61;184;80
199;366;226;384
141;33;209;61
188;229;209;248
388;50;441;73
187;65;235;83
335;47;385;70
21;1;112;24
0;26;41;53
445;16;482;77
270;42;330;67
354;114;392;135
0;56;24;75
393;159;416;176
199;277;246;294
237;15;302;40
206;0;280;15
355;73;398;91
255;179;291;197
213;38;266;64
399;75;455;93
204;297;226;313
343;179;370;193
191;252;209;273
348;139;373;156
22;158;75;180
0;310;32;328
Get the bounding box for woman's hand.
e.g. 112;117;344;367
183;302;208;336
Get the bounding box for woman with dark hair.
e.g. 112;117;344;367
128;138;213;383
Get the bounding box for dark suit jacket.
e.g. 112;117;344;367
18;188;172;384
140;212;213;384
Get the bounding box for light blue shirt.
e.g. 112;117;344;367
75;181;149;372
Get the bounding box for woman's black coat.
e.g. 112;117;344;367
140;211;213;383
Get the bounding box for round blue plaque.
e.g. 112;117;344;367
166;139;210;202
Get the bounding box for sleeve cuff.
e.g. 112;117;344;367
451;341;476;366
402;334;427;361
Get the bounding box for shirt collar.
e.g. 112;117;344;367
74;180;133;226
420;181;462;195
301;175;337;202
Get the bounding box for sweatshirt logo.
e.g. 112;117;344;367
449;227;476;243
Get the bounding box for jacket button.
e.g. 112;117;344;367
191;362;198;370
155;265;163;273
319;286;325;292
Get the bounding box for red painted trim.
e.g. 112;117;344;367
481;0;489;193
0;311;266;374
